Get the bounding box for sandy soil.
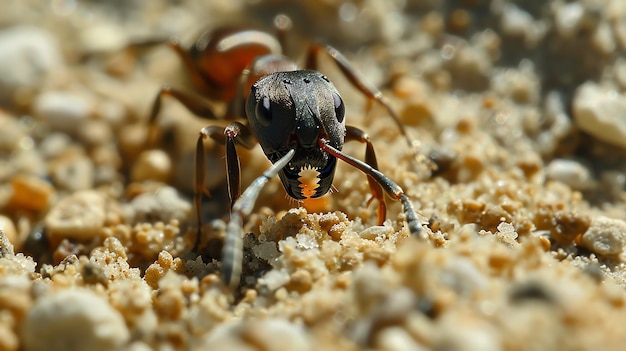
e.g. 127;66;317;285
1;0;626;350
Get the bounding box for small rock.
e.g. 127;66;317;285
21;289;129;351
130;150;172;183
0;228;14;258
124;186;191;224
259;269;291;292
376;327;426;351
50;151;95;191
0;26;63;99
202;319;312;351
440;256;488;297
546;158;595;190
44;190;106;242
33;91;94;135
359;225;392;240
500;4;534;38
252;241;280;262
580;216;626;255
78;119;113;147
0;216;17;248
554;3;584;38
38;133;72;160
491;66;540;104
9;175;54;212
573;82;626;149
0;111;26;153
79;23;128;54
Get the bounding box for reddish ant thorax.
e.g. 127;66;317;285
170;27;282;102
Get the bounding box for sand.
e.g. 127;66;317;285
1;0;626;350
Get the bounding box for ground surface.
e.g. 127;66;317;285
1;0;626;350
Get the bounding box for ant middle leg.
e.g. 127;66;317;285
146;86;220;148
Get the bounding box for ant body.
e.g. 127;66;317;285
147;15;424;289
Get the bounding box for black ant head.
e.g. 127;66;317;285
246;70;346;200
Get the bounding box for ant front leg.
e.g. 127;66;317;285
318;138;425;239
222;149;296;290
194;122;256;251
306;44;418;157
345;125;386;225
146;86;218;148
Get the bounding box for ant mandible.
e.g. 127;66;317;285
146;15;425;289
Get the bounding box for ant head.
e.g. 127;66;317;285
246;70;346;199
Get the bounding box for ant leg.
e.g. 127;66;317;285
194;122;255;251
345;126;386;225
146;86;218;148
318;138;424;239
305;44;418;156
168;39;211;93
222;149;296;290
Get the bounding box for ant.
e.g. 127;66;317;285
146;15;425;289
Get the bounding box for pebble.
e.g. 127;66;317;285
0;111;26;152
78;119;113;147
38;133;72;160
554;2;584;38
572;82;626;149
500;4;534;38
0;26;63;99
21;289;129;351
376;327;426;351
0;227;14;258
33;91;94;135
50;151;95;191
0;216;17;247
202;319;312;351
545;158;595;190
8;175;54;212
44;190;106;242
580;216;626;255
491;66;540;104
124;186;191;225
79;23;128;54
130;150;172;183
440;256;488;297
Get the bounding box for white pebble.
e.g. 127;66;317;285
202;318;312;351
572;82;626;149
21;289;129;351
500;4;534;38
580;216;626;255
51;154;95;191
0;227;14;257
0;112;26;153
376;327;426;351
0;26;63;97
554;3;584;38
546;158;595;190
130;150;172;183
124;186;191;224
33;91;94;135
0;215;17;249
252;242;280;262
44;190;106;242
359;225;392;240
259;269;291;292
80;23;128;54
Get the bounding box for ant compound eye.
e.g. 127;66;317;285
255;96;272;126
332;93;345;123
